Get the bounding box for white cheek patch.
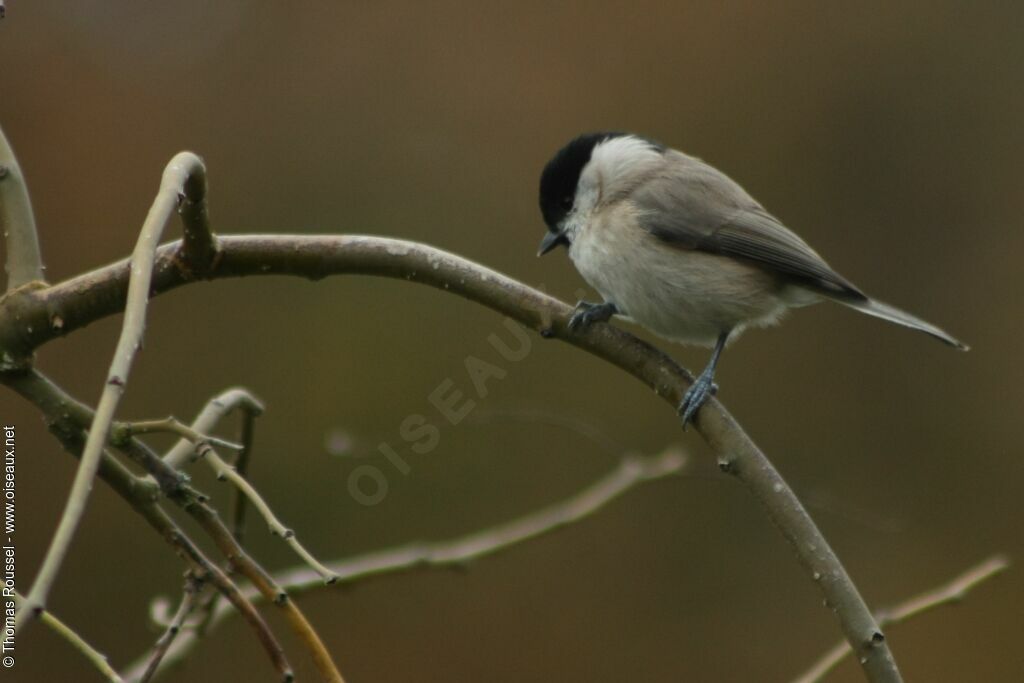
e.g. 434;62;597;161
568;135;661;243
590;136;662;189
563;172;601;242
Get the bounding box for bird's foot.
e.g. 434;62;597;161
678;372;718;428
568;301;617;331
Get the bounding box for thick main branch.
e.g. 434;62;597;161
0;234;902;682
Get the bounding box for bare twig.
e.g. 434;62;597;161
174;156;217;272
121;413;338;583
109;429;344;682
137;574;203;683
4;369;294;682
0;123;44;290
793;555;1010;683
160;389;262;680
156;387;266;536
0;234;906;681
162;388;264;468
232;398;260;542
198;442;340;583
14;153;212;633
115;417;244;452
14;592;124;682
156;524;295;683
123;447;688;679
182;501;344;683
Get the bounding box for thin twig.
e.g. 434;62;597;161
14;591;124;682
115;417;244;452
793;555;1010;683
138;573;203;683
122;447;688;678
3;369;295;682
0;234;908;681
182;500;345;683
162;388;263;468
123;413;338;583
14;153;211;633
110;432;344;683
198;442;340;583
155;389;262;681
159;525;295;683
112;424;345;683
232;399;260;542
0;123;44;290
160;389;267;540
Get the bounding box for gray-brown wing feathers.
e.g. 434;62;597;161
634;152;866;300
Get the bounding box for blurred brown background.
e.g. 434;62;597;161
2;1;1022;681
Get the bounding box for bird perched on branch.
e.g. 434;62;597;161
537;132;967;426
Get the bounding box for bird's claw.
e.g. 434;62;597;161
678;374;717;428
568;301;616;331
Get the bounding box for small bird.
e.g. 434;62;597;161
537;132;967;425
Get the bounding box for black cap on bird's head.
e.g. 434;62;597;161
537;131;626;256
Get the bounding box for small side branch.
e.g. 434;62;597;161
174;159;218;272
163;388;264;469
107;414;344;681
14;592;124;683
115;417;244;453
181;500;344;683
119;414;338;583
231;400;260;542
4;369;294;681
122;447;688;678
793;555;1010;683
0;123;44;289
198;442;339;583
137;574;203;683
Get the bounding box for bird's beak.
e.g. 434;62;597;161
537;230;568;256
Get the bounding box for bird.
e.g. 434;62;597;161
536;131;967;426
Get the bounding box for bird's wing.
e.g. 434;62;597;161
632;152;866;300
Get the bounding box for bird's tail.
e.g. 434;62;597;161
836;297;969;351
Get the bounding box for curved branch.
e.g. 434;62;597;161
1;234;902;681
0;123;44;290
13;153;211;632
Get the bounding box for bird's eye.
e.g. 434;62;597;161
561;196;574;209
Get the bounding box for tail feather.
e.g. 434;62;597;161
836;297;969;351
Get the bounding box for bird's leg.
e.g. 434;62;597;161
678;331;730;428
568;300;619;331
